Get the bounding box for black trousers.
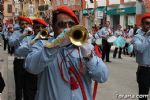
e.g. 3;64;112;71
136;66;150;100
0;72;5;93
113;47;122;58
8;40;14;55
123;43;129;55
3;39;8;51
102;39;111;62
130;49;135;57
13;58;37;100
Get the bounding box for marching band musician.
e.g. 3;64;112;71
16;18;49;57
128;25;135;57
95;21;113;62
15;18;48;100
4;24;14;55
8;16;36;100
131;13;150;100
123;26;130;55
24;6;108;100
113;25;124;59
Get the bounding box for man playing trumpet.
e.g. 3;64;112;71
8;16;36;100
16;18;48;56
14;18;48;100
24;6;108;100
131;13;150;100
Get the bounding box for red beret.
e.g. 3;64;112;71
33;18;48;27
18;16;33;25
55;6;79;25
141;13;150;22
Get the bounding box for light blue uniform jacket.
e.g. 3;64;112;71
131;29;150;65
9;30;22;47
94;27;110;39
15;34;37;57
8;30;25;57
25;37;109;100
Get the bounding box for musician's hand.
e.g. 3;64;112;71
58;28;71;47
34;32;41;40
44;29;70;48
146;30;150;37
29;33;41;45
80;39;94;57
101;35;107;38
23;27;33;36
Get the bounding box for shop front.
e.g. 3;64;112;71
106;6;136;30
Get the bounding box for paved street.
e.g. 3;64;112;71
0;44;149;100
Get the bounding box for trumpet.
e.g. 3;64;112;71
44;25;89;48
40;29;49;39
24;27;33;35
29;29;49;45
27;31;33;35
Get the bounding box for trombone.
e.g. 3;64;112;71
44;25;89;48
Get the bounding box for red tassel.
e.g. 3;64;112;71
94;44;102;58
70;76;79;90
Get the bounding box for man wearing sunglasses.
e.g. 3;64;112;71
8;16;37;100
24;6;108;100
132;13;150;100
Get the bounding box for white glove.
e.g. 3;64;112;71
29;32;41;45
80;38;94;57
44;28;71;48
23;27;33;36
58;28;71;47
146;30;150;37
33;32;41;40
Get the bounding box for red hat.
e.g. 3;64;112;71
141;13;150;22
55;6;79;25
18;16;33;25
33;18;48;27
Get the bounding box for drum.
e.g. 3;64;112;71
95;38;102;45
113;36;126;47
107;36;117;43
128;44;133;54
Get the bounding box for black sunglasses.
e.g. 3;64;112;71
144;21;150;25
33;25;41;29
55;20;75;28
20;22;28;25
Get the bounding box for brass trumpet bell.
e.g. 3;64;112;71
27;31;33;35
44;25;89;48
68;25;89;46
40;29;49;39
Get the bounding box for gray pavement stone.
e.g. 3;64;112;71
0;42;15;100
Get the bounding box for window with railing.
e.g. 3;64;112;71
56;0;61;6
69;0;75;5
7;4;12;13
124;0;136;3
63;0;68;5
109;0;120;5
97;0;106;6
76;0;81;5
